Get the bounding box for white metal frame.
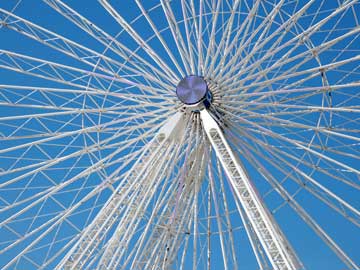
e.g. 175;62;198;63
200;109;302;270
0;1;359;269
57;110;303;270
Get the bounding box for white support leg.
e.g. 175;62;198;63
200;109;302;270
57;113;185;270
131;145;206;270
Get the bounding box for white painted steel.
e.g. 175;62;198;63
0;1;359;269
200;109;301;270
59;113;185;269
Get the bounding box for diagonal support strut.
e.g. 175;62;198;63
200;109;302;270
57;112;185;270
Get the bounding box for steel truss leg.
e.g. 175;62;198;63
200;109;302;270
131;144;206;270
58;113;185;270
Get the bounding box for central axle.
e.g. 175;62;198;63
176;75;212;109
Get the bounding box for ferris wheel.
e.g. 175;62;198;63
0;0;359;269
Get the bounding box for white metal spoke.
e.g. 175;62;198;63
180;0;196;74
236;140;359;270
0;49;171;98
0;8;173;93
159;0;192;75
227;122;360;226
99;0;180;82
57;113;184;269
42;0;176;87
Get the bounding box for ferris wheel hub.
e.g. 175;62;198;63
176;75;212;109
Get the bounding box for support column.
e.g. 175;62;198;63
200;109;302;270
58;113;185;270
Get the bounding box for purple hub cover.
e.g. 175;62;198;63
176;75;208;105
